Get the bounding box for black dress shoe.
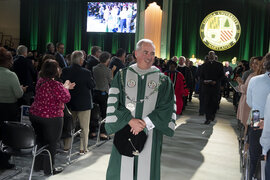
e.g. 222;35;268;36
44;167;63;175
204;120;211;125
53;167;63;175
211;114;216;121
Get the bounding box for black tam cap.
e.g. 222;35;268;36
113;125;147;157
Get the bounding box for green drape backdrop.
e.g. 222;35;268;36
20;0;269;60
171;0;270;61
20;0;136;55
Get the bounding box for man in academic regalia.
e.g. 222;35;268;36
177;56;192;107
165;61;185;115
105;39;176;180
200;51;225;124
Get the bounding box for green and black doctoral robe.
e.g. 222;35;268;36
105;64;176;180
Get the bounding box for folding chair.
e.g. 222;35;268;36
0;121;53;180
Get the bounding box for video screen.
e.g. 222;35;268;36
87;2;137;33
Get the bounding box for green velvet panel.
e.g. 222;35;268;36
20;0;135;55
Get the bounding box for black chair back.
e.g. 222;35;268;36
91;103;101;121
2;121;36;149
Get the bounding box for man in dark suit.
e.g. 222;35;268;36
85;46;102;72
55;42;68;69
187;60;197;102
109;48;126;76
200;51;225;124
45;42;55;55
61;50;95;154
13;45;37;105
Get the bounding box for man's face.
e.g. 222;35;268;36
179;58;185;65
96;50;102;58
189;61;193;67
169;64;176;71
135;42;155;70
172;56;178;62
50;45;55;53
225;62;229;67
57;45;65;54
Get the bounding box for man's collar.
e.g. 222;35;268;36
129;64;160;76
178;64;186;67
57;52;63;56
91;55;99;61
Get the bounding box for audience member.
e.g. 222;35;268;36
260;93;270;180
13;45;37;105
85;46;102;72
223;61;233;98
236;57;263;132
29;59;74;175
55;42;68;68
0;47;25;170
61;51;96;155
92;51;115;139
125;53;135;67
37;54;56;72
109;48;126;76
242;57;255;83
46;42;55;55
246;52;270;179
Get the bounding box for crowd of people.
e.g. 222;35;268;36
235;54;270;180
0;39;269;179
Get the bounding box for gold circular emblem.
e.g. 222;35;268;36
200;10;241;51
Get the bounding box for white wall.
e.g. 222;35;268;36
0;0;20;46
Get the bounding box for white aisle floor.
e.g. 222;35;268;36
2;96;241;180
49;96;241;180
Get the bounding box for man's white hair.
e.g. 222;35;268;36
136;39;155;50
17;45;28;56
71;50;84;65
179;56;186;61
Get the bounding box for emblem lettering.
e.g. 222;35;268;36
200;10;241;51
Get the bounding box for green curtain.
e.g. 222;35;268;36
171;0;270;61
20;0;135;55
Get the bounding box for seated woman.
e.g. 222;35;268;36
0;47;26;170
164;61;185;115
29;59;75;175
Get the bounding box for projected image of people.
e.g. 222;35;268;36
87;2;137;33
